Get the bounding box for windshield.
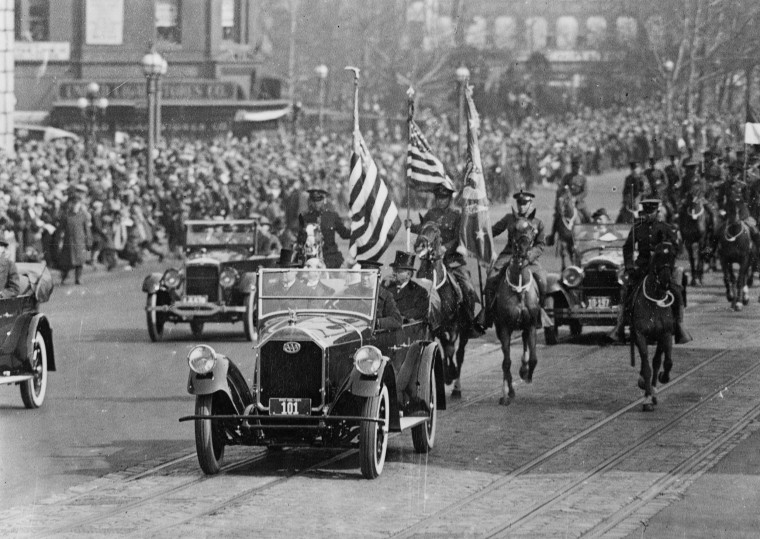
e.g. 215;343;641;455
185;220;255;247
258;268;378;321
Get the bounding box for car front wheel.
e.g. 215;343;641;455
412;367;437;453
146;294;165;342
243;293;256;341
195;394;225;474
360;385;390;479
20;330;48;409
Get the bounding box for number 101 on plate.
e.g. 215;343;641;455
269;398;310;415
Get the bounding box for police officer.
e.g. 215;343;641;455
298;188;350;269
406;184;480;328
482;190;546;329
549;156;590;243
611;199;692;344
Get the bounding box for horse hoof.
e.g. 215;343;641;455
637;376;646;390
734;303;742;312
451;389;462;399
642;403;655;412
498;396;511;406
519;365;529;381
652;395;658;405
658;372;670;384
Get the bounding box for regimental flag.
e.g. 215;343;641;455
406;120;455;193
459;85;495;266
348;129;402;261
746;104;760;145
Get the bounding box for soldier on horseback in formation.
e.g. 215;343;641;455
644;158;673;222
481;190;547;329
406;184;480;329
611;199;692;344
297;188;350;269
548;156;590;246
715;158;760;248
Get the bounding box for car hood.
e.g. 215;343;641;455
185;252;249;265
580;248;624;267
260;315;370;348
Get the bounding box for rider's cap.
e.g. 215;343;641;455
277;248;300;268
390;251;416;271
640;199;661;213
307;188;328;201
570;156;581;166
648;156;656;164
629;161;638;168
513;190;535;203
683;159;699;168
357;259;383;270
703;150;713;159
669;154;678;159
433;184;455;198
0;234;8;247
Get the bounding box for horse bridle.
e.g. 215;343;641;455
642;275;674;308
724;221;748;242
505;267;533;294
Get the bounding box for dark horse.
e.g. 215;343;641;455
630;242;677;412
414;222;472;397
554;187;585;270
678;192;709;286
717;198;753;311
494;221;541;405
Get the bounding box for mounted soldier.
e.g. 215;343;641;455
611;199;692;344
482;190;547;329
406;184;480;329
716;161;760;247
644;158;672;222
663;154;682;212
297;188;350;269
548;156;590;245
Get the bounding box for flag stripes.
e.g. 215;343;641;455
746;104;760;145
348;132;401;261
406;121;455;192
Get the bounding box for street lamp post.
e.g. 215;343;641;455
664;59;675;124
155;56;168;146
76;82;108;159
315;64;328;131
142;50;167;187
455;65;470;158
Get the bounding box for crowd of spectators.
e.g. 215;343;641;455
0;98;747;277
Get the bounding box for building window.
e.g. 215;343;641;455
156;0;181;44
556;16;578;50
616;16;638;45
525;17;547;51
586;16;607;48
15;0;49;42
222;0;242;43
493;16;517;50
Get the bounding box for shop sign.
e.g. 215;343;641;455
58;81;239;101
14;42;71;62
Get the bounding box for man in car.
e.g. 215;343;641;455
298;257;335;296
270;249;301;296
385;251;428;323
345;260;402;330
0;233;21;299
298;188;350;268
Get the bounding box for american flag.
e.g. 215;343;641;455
459;84;496;266
348;129;402;261
745;104;760;145
406;120;455;193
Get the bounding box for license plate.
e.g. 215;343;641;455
269;398;311;415
184;295;208;304
587;296;611;309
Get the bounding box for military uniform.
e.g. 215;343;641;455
644;162;672;221
622;166;645;209
550;162;590;239
664;157;682;210
298;208;350;269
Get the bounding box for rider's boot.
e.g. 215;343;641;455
609;284;628;342
481;277;497;330
546;214;558;247
671;284;693;344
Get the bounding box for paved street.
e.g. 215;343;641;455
2;172;760;537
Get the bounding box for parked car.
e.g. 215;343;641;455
180;268;445;479
544;223;631;344
0;263;56;408
14;124;79;143
142;219;278;342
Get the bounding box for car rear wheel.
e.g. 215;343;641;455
412;367;437;453
190;320;204;339
543;295;558;345
20;330;48;409
195;394;225;475
360;384;389;479
569;320;583;336
146;294;165;342
243;293;256;341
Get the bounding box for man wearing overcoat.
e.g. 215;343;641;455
385;251;428;322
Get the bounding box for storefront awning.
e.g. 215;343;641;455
233;106;291;123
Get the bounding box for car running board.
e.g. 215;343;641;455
399;416;428;431
0;374;34;385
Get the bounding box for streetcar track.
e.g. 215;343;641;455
390;348;731;538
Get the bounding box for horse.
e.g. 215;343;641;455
494;221;541;405
678;192;709;286
293;215;324;267
716;198;753;310
630;242;677;412
554;187;583;270
615;200;637;225
414;222;472;398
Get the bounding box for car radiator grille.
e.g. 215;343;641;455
185;265;218;301
259;341;323;404
582;269;621;304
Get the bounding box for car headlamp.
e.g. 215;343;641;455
188;345;217;374
561;266;584;288
162;268;181;289
219;267;239;289
353;346;385;376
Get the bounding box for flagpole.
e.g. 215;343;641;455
406;86;415;252
345;66;360;133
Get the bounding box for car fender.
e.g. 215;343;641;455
397;341;444;415
237;272;257;295
142;273;163;294
187;355;253;414
347;360;400;430
546;273;562;294
26;314;56;372
0;311;56;372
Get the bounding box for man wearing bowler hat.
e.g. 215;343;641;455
0;232;20;299
549;156;590;245
297;188;350;269
386;251;428;323
406;184;479;328
482;190;546;329
345;260;402;330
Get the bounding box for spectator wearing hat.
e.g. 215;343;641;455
346;260;402;330
621;161;645;214
0;233;21;299
483;190;547;329
612;198;690;344
297;188;350;269
664;154;682;204
55;185;92;284
386;251;428;322
406;183;480;328
251;215;282;257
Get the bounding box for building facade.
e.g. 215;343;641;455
1;0;12;154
